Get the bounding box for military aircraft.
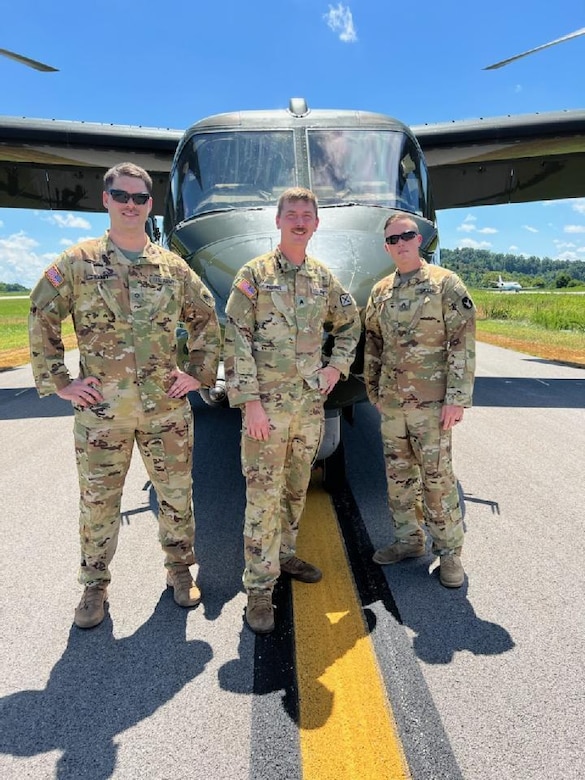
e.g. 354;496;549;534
1;94;585;462
496;275;522;292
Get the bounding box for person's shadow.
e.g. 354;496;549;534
385;554;515;664
0;593;212;780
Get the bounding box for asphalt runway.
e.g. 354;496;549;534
0;342;584;780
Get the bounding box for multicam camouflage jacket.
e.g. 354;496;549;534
224;248;360;407
364;261;476;408
29;233;220;421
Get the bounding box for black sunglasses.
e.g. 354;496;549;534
385;230;419;245
108;189;151;205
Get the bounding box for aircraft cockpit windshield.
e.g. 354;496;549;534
172;125;430;222
175;130;296;220
307;129;429;216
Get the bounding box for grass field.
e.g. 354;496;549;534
1;291;584;370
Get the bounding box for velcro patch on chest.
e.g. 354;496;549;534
45;265;64;288
150;275;176;286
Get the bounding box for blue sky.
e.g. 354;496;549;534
1;0;584;287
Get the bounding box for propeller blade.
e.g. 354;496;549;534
484;27;585;70
0;47;58;72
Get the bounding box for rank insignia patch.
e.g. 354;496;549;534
340;293;353;307
45;265;64;288
236;278;257;299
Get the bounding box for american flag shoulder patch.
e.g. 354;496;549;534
45;265;64;288
340;292;353;307
236;278;257;299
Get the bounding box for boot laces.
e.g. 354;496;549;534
172;567;193;589
251;591;272;612
82;586;105;609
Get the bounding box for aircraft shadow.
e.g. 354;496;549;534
0;594;212;780
0;387;73;420
473;376;585;408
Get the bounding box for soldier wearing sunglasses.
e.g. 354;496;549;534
29;162;220;628
364;212;475;588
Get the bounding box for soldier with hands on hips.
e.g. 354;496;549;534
29;162;220;628
224;187;360;634
364;212;475;588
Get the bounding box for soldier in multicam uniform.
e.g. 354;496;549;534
29;162;220;628
224;187;360;634
364;212;475;588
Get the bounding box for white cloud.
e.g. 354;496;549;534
324;3;357;43
456;238;492;249
47;213;92;229
477;227;497;234
59;238;74;247
555;250;585;262
457;222;476;233
564;224;585;234
522;225;538;233
508;245;519;251
0;231;57;288
571;199;585;214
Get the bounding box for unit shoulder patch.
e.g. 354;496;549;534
340;292;353;307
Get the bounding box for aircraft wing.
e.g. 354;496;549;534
0;116;182;214
1;109;585;214
412;110;585;208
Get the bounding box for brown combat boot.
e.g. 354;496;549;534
280;556;322;583
372;535;426;565
246;590;275;634
439;551;464;588
166;565;201;607
74;583;108;629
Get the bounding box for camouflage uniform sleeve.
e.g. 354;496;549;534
324;273;361;380
181;269;221;388
363;286;384;405
224;268;260;407
442;274;476;407
28;259;74;397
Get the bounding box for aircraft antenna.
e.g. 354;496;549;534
288;98;309;117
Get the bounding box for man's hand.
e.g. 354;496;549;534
167;368;201;398
441;404;465;431
56;377;103;408
318;365;341;395
244;399;271;440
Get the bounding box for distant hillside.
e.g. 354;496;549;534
440;248;585;289
0;282;29;293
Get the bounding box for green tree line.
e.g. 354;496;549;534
0;282;29;293
440;247;585;289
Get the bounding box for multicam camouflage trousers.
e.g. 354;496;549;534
380;404;464;554
241;392;323;592
73;406;196;586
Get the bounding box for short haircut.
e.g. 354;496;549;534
103;162;153;193
277;187;318;217
383;212;418;233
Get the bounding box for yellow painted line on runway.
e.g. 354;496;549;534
294;484;411;780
